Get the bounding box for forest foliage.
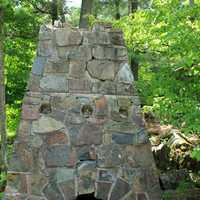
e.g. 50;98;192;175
114;0;200;134
2;0;200;153
0;0;200;198
0;0;200;189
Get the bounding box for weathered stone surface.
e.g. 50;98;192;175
94;96;108;118
92;81;116;94
40;75;68;92
77;123;103;146
97;168;117;182
68;125;81;146
8;142;33;172
122;167;159;193
122;191;137;200
45;145;76;167
32;116;65;133
87;60;115;81
67;45;92;61
88;145;97;160
124;144;156;168
56;168;75;183
28;174;48;196
104;121;139;134
39;25;53;40
17;120;32;138
137;128;149;144
37;40;53;57
116;83;135;95
68;79;92;93
111;109;129;122
27;74;41;92
55;29;82;46
97;144;123;167
59;180;75;200
21;104;40;120
47;167;75;200
69;60;86;78
65;111;85;125
4;193;28;200
26;196;47;200
93;46;128;60
111;129;148;145
5;23;161;200
50;109;66;122
83;31;110;45
32;57;46;75
46;131;68;145
23;93;41;105
76;145;97;161
6;173;28;194
137;193;149;200
112;132;135;145
147;192;162;200
77;161;96;195
103;133;112;145
95;181;112;200
44;59;69;73
116;63;134;84
29;135;43;148
122;167;146;190
110;178;131;200
76;147;89;161
109;96;134;122
50;94;75;110
57;46;76;58
43;183;64;200
117;96;134;107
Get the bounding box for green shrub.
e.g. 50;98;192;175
191;147;200;161
6;104;21;139
0;173;6;200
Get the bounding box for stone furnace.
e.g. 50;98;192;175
4;23;161;200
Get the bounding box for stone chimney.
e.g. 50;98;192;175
4;23;161;200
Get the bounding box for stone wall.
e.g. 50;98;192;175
4;23;161;200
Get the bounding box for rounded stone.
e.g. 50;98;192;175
32;116;65;134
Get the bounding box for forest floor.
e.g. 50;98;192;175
145;112;200;199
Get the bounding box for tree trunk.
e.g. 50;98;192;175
79;0;93;29
57;0;66;23
130;57;139;81
0;7;7;171
129;0;139;80
114;0;121;19
128;0;138;14
189;0;194;6
51;0;58;25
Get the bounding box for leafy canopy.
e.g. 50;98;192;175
114;0;200;134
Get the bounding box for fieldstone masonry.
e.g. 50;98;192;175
4;22;161;200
